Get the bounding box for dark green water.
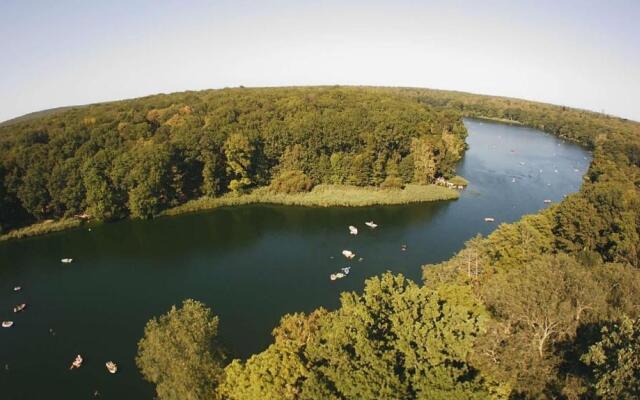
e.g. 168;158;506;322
0;119;590;399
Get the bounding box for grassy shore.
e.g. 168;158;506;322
0;184;458;242
0;218;82;242
161;184;459;217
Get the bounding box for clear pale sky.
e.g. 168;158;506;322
1;0;638;122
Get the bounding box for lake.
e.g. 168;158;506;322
0;119;590;399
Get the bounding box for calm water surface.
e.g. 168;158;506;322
0;119;590;399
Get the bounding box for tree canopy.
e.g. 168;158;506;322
136;299;226;400
0;87;468;229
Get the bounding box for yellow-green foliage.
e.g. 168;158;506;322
136;299;225;400
582;316;640;399
269;170;313;194
379;175;404;189
220;273;494;400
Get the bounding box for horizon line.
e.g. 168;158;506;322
2;84;637;126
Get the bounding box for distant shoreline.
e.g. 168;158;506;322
470;115;524;125
0;184;459;242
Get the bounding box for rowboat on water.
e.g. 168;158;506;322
106;361;118;374
13;303;26;313
342;250;355;259
69;355;83;370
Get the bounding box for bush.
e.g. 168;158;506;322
380;175;405;189
269;170;314;194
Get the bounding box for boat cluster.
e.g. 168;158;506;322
2;286;28;329
330;267;351;281
68;355;117;374
3;269;118;377
330;221;380;281
512;153;585;208
435;177;465;190
491;156;580;224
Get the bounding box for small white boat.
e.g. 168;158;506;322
348;226;358;235
105;361;118;374
330;272;346;281
70;355;83;370
484;217;495;222
13;286;21;292
401;244;407;251
2;321;13;328
341;267;351;275
365;221;378;229
342;250;355;259
13;303;26;313
61;258;73;264
543;199;552;204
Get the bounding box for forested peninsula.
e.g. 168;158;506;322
2;86;640;399
0;87;468;239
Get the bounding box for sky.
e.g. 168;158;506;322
0;0;638;122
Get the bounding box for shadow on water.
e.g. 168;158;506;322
0;119;590;399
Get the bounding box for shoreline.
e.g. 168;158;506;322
0;218;83;242
161;184;459;217
0;184;459;242
469;115;524;125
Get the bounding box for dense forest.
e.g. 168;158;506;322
2;86;640;399
0;87;467;232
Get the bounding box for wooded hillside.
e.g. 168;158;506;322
0;87;467;231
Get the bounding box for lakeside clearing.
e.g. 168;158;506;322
0;184;458;242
